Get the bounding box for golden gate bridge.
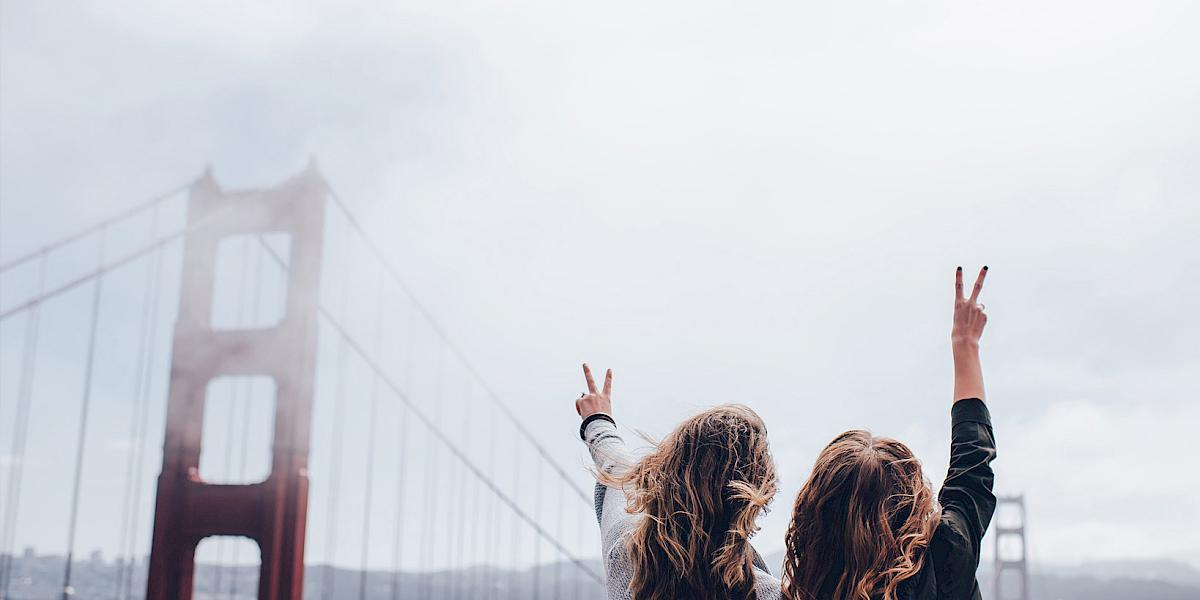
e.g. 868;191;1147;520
0;164;1033;600
0;165;605;600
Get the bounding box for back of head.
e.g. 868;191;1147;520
605;404;777;600
782;430;939;600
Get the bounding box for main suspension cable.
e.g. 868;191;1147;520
326;190;591;504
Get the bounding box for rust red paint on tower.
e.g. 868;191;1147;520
146;167;327;600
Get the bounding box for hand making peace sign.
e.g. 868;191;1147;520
953;265;989;345
575;363;613;420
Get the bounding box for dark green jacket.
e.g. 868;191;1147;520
902;398;997;600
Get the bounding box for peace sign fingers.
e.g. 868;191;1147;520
583;363;598;394
968;265;988;304
577;363;614;421
951;265;990;346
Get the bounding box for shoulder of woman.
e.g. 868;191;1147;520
754;567;783;600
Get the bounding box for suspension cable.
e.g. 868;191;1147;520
0;191;246;323
389;308;416;600
357;270;386;600
228;244;266;599
317;312;605;583
213;236;254;596
458;382;477;600
442;369;464;599
484;403;499;600
0;184;186;274
509;437;522;596
113;205;161;600
321;223;355;600
326;190;592;504
419;344;444;600
532;463;543;600
554;477;564;600
576;492;587;598
449;380;472;600
61;229;108;600
253;202;605;585
0;252;46;599
119;238;169;600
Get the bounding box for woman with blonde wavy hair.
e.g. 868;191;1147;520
782;266;998;600
575;364;781;600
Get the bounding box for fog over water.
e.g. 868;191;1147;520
1;0;1198;572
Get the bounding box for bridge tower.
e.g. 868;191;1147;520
146;166;327;600
993;494;1030;600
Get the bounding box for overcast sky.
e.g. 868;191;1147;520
2;0;1199;574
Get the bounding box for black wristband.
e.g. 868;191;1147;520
579;413;616;440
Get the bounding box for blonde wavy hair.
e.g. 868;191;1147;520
599;404;778;600
782;430;939;600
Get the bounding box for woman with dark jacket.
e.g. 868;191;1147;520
781;266;997;600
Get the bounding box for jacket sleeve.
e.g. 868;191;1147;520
582;418;638;561
935;398;997;582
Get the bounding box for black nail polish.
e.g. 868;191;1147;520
983;265;989;271
957;266;962;271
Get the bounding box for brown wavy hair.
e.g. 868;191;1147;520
599;404;778;600
782;430;939;600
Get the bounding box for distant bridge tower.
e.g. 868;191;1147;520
993;494;1030;600
146;166;327;600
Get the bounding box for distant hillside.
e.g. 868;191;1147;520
3;552;1198;599
0;553;607;600
763;551;1200;600
1049;558;1200;587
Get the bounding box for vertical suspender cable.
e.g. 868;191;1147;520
357;270;386;600
440;396;458;598
388;403;409;600
214;235;254;596
61;228;108;600
442;456;458;599
114;206;161;600
509;438;521;597
229;241;266;599
419;345;444;600
576;497;586;598
456;381;470;597
322;223;354;600
120;235;169;600
0;252;47;599
462;382;479;599
554;479;564;600
390;307;416;600
315;297;605;587
484;405;498;600
532;464;542;600
451;382;473;600
463;467;476;599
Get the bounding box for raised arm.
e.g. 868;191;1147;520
936;266;997;590
575;364;638;563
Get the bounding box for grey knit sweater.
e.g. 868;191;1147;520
583;417;782;600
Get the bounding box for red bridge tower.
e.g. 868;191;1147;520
146;167;327;600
